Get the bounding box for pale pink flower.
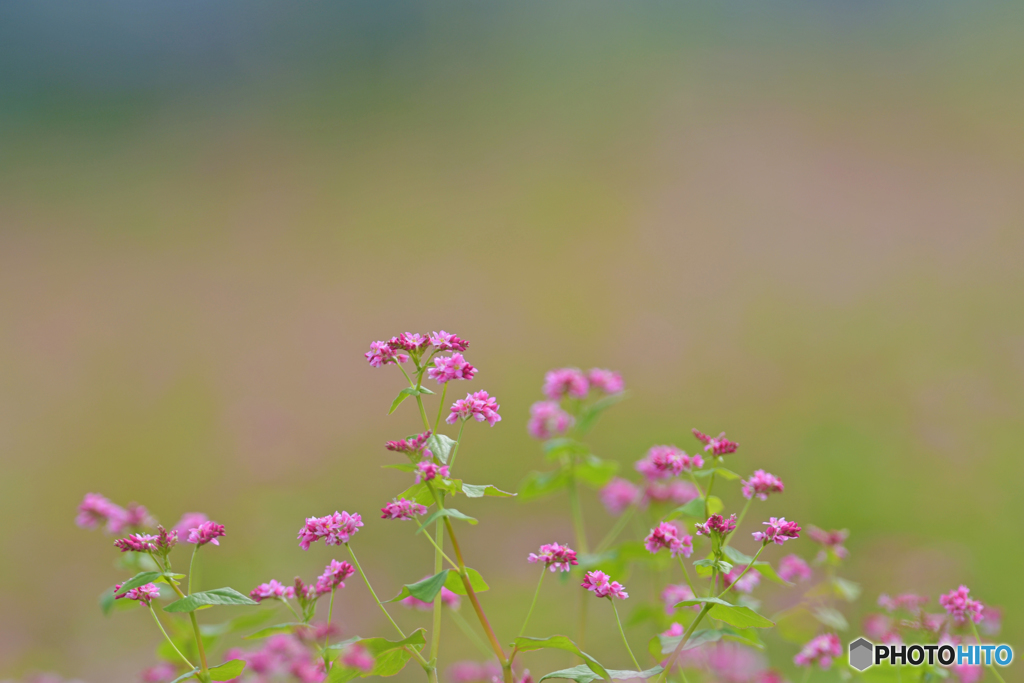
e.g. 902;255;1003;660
878;593;928;612
600;478;641;515
415;461;450;483
980;606;1002;636
950;662;984;683
428;353;477;383
114;582;160;606
692;428;739;455
778;555;812;583
187;521;225;547
526;401;574;439
723;565;761;593
124;504;155;529
586;368;624;394
430;331;470;352
940;585;984;624
386;430;433;457
527;543;578;572
341;643;374;672
141;662;178;683
643;480;699;506
542;368;589;400
297;511;363;550
171;513;208;539
754;671;786;683
635;445;687;480
392;332;430;351
447;661;502;683
644;522;693;558
447;390;501;426
113;534;160;553
75;493;128;534
695;513;737;537
381;498;428;521
741;470;785;501
365;340;409;367
752;517;801;545
581;571;628;599
250;579;295;602
807;526;849;559
314;560;355;596
661;584;699;613
793;633;842;668
662;622;685;638
863;614;894;641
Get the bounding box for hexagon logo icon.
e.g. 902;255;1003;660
849;637;874;671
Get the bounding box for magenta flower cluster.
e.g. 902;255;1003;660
741;470;785;501
527;543;579;573
692;428;739;455
415;461;449;483
381;498;428;521
542;367;624;400
448;390;501;426
752;517;801;545
76;493;153;535
526;401;573;440
250;579;295;602
386;429;433;456
315;560;355;596
297;511;363;550
114;582;161;606
644;522;693;558
940;585;984;624
188;521;226;547
581;571;628;600
635;445;702;480
793;633;842;668
695;513;737;537
778;554;812;583
428;353;477;384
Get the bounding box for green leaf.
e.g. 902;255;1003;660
426;433;456;464
774;606;820;644
395;483;434;507
518;469;570;501
665;498;706;520
813;606;849;631
694;558;733;575
114;571;162;596
751;561;792;586
388;571;450;603
833;577;862;602
575;391;628;434
389;387;420;415
164;588;259;613
513;636;608;679
443;568;490;595
325;630;427;683
651;628;723;657
721;626;766;650
168;669;200;683
574;456;619;489
544;438;590;461
209;660;246;681
713;467;740;480
539;665;662;683
722;546;754;565
462;483;516;498
416;508;477;532
383;463;418;473
706;495;724;515
244;623;308;639
675;598;775;629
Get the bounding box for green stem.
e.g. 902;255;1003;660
517;568;546;638
969;620;1007;683
657;603;713;683
434;382;449;434
430;506;445;663
163;567;209;680
686;471;705;500
322;588;336;672
703;470;717;519
346;543;408;641
716;544;765;599
281;597;303;622
448;420;467;469
566;469;589;554
676;557;697;597
610;598;641;671
149;605;194;669
415;518;458;568
596;505;636;554
188;545;199;595
449;608;493;657
721;497;752;550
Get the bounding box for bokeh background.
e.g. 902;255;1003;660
1;1;1022;681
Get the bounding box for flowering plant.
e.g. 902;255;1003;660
74;331;1006;683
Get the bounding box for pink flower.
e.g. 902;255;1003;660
381;498;428;521
415;461;450;483
447;661;502;683
661;584;699;613
526;401;574;439
386;430;433;457
365;340;409;367
187;521;226;547
297;511;363;550
661;622;685;638
635;445;687;480
643;480;699;507
863;613;894;641
793;633;842;668
692;428;738;456
400;583;460;611
447;390;501;426
754;671;786;683
587;368;624;394
542;368;589;400
141;662;178;683
950;662;984;683
428;353;477;384
644;522;693;558
171;513;208;539
114;582;161;606
581;571;628;599
741;470;785;501
113;533;160;553
723;565;761;593
124;504;155;529
778;555;812;583
392;332;430;352
430;331;470;352
807;526;849;559
341;643;374;672
752;517;801;545
878;593;929;612
527;543;578;572
600;478;641;515
940;585;984;624
250;579;295;602
695;514;737;537
315;560;355;595
75;493;128;534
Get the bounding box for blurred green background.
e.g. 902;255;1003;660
1;1;1022;681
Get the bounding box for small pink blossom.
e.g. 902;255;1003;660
141;662;178;683
643;480;699;506
381;498;428;521
250;579;295;602
695;514;737;537
586;368;624;394
386;430;433;457
661;622;685;638
807;526;849;559
113;533;160;553
428;353;477;384
542;368;589;400
950;661;984;683
447;390;501;426
447;661;502;683
661;584;699;613
526;401;574;440
527;543;578;572
187;521;226;547
297;511;363;550
315;560;355;595
581;570;628;599
75;493;128;534
644;522;693;558
600;478;641;515
392;332;430;351
878;593;928;612
124;504;155;529
171;513;208;539
940;585;984;624
415;461;450;483
863;613;894;641
722;565;761;593
692;428;739;455
341;643;374;672
365;340;409;367
430;330;470;352
793;633;842;668
778;555;812;583
741;470;785;501
752;517;801;545
114;582;160;606
635;445;689;480
754;671;785;683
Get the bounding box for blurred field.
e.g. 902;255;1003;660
1;1;1023;681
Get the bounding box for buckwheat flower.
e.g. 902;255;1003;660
297;511;363;550
187;521;226;547
980;606;1002;636
661;622;685;638
315;560;355;595
940;585;984;624
695;513;737;537
428;353;477;383
447;390;501;426
863;613;893;641
661;584;699;613
643;480;700;507
447;661;502;683
114;582;161;606
581;570;628;599
141;662;178;683
75;492;128;534
341;643;374;672
600;478;641;515
723;565;761;593
807;526;849;559
526;401;574;439
635;445;687;480
754;671;785;683
415;461;450;483
393;332;430;352
365;340;409;367
542;368;589;400
292;577;317;602
401;583;460;611
114;533;160;553
644;522;693;558
778;554;812;583
386;430;433;456
381;498;428;521
430;330;470;352
170;512;208;539
587;368;624;394
878;593;928;612
950;662;984;683
741;470;785;501
527;542;578;572
752;517;801;545
692;428;739;455
794;633;842;668
250;579;295;602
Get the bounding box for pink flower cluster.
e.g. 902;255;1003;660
400;584;460;611
114;582;160;606
224;634;326;683
635;445;702;480
250;579;295;602
340;643;374;673
365;340;409;367
643;480;699;507
542;367;624;400
878;593;928;612
807;526;849;559
315;560;355;595
428;353;477;384
386;430;433;456
644;522;693;558
581;571;628;600
661;584;699;613
793;633;842;668
599;478;641;515
692;428;739;456
527;543;578;573
587;368;625;394
526;401;574;440
447;661;502;683
113;533;160;553
940;585;984;624
381;498;428;521
297;511;363;550
172;513;208;538
415;461;450;483
741;470;784;501
76;494;153;535
429;330;470;352
778;554;812;583
752;517;801;545
188;521;226;547
448;391;501;426
695;514;737;537
722;565;761;593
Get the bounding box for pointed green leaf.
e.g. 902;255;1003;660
543;438;590;461
539;665;661;683
325;630;427;683
833;577;862;602
164;587;258;613
389;387;419;415
426;433;456;464
574;456;618;489
722;546;754;565
813;606;849;631
443;568;490;595
114;571;162;596
751;561;792;586
513;636;608;679
666;498;706;521
651;628;723;657
694;558;733;575
396;482;435;507
575;391;628;434
168;669;200;683
388;571;450;603
675;597;775;628
416;508;477;532
209;660;246;681
518;469;570;501
244;623;309;639
461;483;516;498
